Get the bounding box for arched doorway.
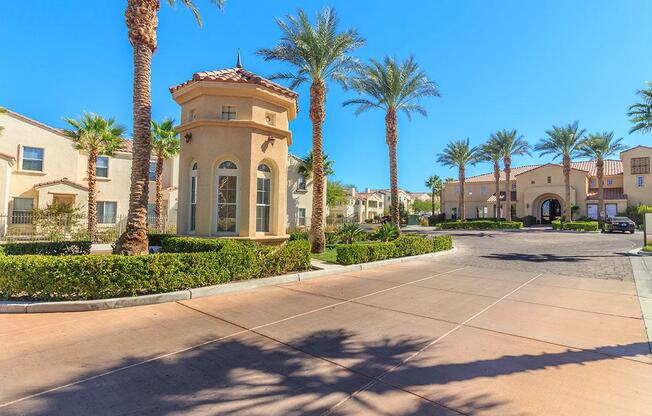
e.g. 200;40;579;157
540;199;561;224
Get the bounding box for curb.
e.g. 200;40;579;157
628;248;652;353
0;246;457;314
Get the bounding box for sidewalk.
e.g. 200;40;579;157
630;252;652;350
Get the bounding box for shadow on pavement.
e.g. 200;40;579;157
481;252;633;263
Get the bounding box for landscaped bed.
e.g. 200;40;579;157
551;220;599;231
438;220;523;230
0;237;311;301
336;234;452;265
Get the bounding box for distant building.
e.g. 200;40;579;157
286;154;326;230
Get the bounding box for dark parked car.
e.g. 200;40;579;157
602;216;636;233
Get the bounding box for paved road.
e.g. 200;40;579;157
1;236;650;415
408;227;641;280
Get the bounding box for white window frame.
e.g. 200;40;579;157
587;204;598;220
189;162;198;233
297;175;307;191
298;208;306;227
221;105;237;120
637;176;645;188
12;197;34;224
97;201;117;224
96;156;109;178
21;146;44;172
215;160;239;235
256;163;272;233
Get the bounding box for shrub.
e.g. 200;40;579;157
338;223;363;244
0;240;311;301
335;234;453;265
1;241;91;256
0;245;4;256
438;221;523;230
419;217;429;227
642;245;652;252
374;222;400;242
148;233;173;247
161;236;254;253
289;230;309;241
551;220;599;231
522;215;537;227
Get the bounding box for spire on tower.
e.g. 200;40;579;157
236;48;242;68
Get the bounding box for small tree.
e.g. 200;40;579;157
63;112;125;241
424;175;442;216
326;180;350;207
151;118;180;230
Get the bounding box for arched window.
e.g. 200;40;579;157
256;163;272;232
216;160;239;234
189;162;198;232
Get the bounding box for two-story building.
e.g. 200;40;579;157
441;146;652;222
0;109;178;237
286;154;326;230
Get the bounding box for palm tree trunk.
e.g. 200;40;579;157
431;187;435;217
504;156;512;222
386;108;400;229
309;81;326;253
597;158;604;222
87;150;98;242
563;155;572;222
155;152;164;231
459;165;465;220
114;42;153;255
493;159;500;219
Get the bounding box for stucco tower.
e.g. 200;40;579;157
170;58;298;242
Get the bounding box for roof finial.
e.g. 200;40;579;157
236;48;242;68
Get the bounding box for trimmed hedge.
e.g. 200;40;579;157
0;240;311;301
438;221;523;230
642;245;652;252
161;236;254;253
147;233;174;247
551;220;599;231
336;235;452;265
0;241;92;256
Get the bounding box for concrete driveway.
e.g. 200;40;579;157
1;236;651;415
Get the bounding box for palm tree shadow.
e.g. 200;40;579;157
4;329;648;415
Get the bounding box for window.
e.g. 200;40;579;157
455;186;460;194
547;176;552;184
511;183;517;190
511;204;517;218
149;161;157;181
12;197;34;224
96;156;109;178
297;175;306;191
590;179;596;187
265;112;276;126
631;157;650;174
221;106;236;120
607;179;614;186
368;200;378;208
451;207;458;220
188;109;196;121
189;163;198;232
147;203;156;219
606;203;617;218
97;201;117;224
298;208;306;226
22;146;44;171
216;161;239;233
256;163;272;232
637;176;645;188
587;204;598;220
481;185;487;194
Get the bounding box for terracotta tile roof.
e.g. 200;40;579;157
586;187;627;200
451;160;623;184
34;177;89;191
170;67;299;103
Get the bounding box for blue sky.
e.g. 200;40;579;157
1;1;651;192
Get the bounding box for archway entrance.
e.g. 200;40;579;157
540;199;561;224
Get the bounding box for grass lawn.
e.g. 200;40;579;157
311;247;337;263
642;245;652;252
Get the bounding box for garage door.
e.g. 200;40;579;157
587;204;598;219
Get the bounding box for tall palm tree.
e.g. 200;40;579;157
578;132;627;221
437;139;479;220
534;122;586;222
344;56;439;228
115;0;224;255
63;113;125;241
494;130;530;222
424;175;442;216
151;118;180;230
297;151;334;180
628;81;652;134
478;137;503;219
258;7;364;253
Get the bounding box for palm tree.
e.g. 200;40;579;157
424;175;442;216
344;56;439;228
478;137;503;219
151;118;180;231
297;151;334;180
628;82;652;134
115;0;224;255
258;8;364;253
534;122;586;222
63;112;125;241
437;139;479;220
494;130;530;222
578;132;627;221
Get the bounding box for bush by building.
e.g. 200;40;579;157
551;220;599;231
438;220;523;230
0;241;91;256
336;235;452;265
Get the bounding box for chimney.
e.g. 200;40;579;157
365;187;371;193
349;187;356;197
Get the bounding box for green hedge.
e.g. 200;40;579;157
161;236;254;253
336;235;452;265
0;241;92;256
642;245;652;253
147;233;174;247
438;221;523;230
551;220;599;231
0;240;311;301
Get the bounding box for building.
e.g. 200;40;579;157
329;187;385;223
371;188;414;214
441;146;652;222
0;109;178;237
170;62;298;242
286;154;326;230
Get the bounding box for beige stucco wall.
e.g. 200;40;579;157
622;146;652;206
173;81;296;239
286;155;327;230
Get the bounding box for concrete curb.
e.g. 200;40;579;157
0;246;457;314
628;248;652;353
